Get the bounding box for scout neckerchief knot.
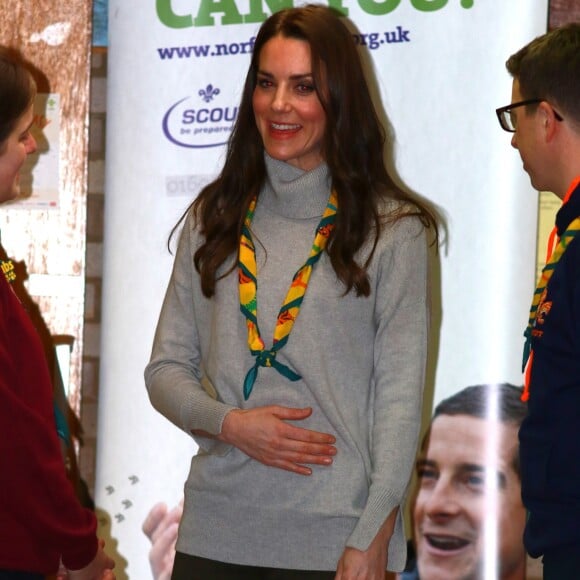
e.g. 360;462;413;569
521;215;580;401
239;190;338;400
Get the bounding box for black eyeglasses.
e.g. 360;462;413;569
496;98;564;132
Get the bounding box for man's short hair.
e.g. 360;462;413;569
506;23;580;126
427;383;527;478
433;383;527;427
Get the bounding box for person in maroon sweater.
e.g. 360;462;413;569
0;47;115;580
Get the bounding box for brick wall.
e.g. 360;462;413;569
79;49;107;496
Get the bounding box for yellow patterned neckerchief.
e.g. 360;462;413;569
238;191;338;400
522;177;580;401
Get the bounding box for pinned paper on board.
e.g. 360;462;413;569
14;93;60;209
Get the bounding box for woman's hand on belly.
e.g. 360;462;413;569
218;406;337;475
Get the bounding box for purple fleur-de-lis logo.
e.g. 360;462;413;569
199;84;220;103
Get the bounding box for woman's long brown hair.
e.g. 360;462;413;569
0;47;36;147
173;4;438;298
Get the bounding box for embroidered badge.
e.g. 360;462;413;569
535;289;552;326
531;289;550;338
0;259;16;284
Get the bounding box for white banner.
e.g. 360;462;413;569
97;2;548;577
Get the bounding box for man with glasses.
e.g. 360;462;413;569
496;23;580;580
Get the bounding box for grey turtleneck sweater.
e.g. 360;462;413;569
145;154;429;572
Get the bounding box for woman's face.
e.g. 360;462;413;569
252;35;326;172
0;104;36;203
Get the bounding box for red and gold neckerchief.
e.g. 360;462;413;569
522;176;580;401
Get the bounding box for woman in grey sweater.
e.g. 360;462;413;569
145;5;437;579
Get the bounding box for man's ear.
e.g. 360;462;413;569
538;101;559;142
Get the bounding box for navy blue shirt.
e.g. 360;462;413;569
519;180;580;557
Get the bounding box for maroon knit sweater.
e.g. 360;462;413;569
0;272;98;574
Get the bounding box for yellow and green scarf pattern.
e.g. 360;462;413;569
239;191;338;399
522;215;580;401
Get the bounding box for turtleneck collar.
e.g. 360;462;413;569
259;153;332;220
